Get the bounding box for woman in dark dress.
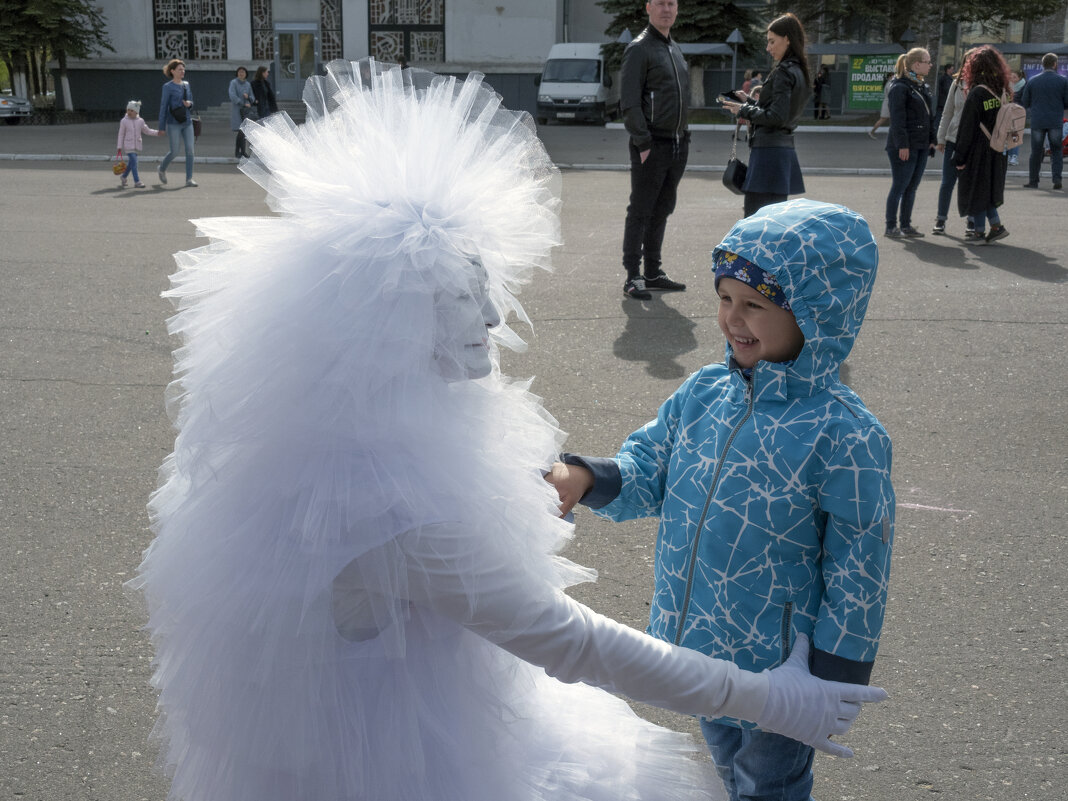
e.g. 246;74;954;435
953;45;1012;243
720;13;811;218
813;66;830;120
251;65;279;119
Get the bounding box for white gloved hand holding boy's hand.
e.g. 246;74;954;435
757;633;888;758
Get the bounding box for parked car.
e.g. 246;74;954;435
0;93;34;124
535;43;619;126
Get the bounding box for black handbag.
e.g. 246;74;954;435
171;84;189;123
722;135;747;195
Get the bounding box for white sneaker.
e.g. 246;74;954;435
185;179;198;187
157;166;167;184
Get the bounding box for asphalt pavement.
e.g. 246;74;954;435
0;118;1065;801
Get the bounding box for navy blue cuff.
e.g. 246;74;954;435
559;454;622;510
810;648;874;685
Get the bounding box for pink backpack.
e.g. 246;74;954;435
977;85;1026;152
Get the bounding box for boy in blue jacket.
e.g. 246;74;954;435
548;199;894;801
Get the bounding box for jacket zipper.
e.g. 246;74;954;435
649;90;655;123
673;375;755;645
669;46;683;140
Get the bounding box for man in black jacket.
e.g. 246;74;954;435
619;0;689;300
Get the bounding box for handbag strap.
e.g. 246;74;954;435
729;133;738;160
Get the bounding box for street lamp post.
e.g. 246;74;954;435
727;28;744;90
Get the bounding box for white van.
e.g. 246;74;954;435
535;43;619;125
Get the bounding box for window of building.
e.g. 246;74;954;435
369;0;445;63
321;0;344;62
251;0;274;61
154;0;228;60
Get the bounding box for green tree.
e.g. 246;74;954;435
598;0;761;72
0;1;34;96
775;0;1066;45
1;0;112;107
25;0;113;109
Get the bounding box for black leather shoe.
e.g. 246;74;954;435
643;272;686;292
1022;182;1038;188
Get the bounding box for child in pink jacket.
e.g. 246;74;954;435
116;100;161;188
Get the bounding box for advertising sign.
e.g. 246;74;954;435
849;54;899;109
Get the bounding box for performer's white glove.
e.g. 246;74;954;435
757;634;888;758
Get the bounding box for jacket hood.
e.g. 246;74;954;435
713;199;878;394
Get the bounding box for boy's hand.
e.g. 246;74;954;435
543;461;593;518
758;634;888;758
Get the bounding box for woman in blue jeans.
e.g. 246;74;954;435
932;52;977;237
884;48;936;238
158;58;197;187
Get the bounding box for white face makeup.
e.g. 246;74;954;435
432;262;501;381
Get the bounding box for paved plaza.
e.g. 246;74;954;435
1;118;1065;800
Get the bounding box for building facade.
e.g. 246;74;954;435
62;0;612;115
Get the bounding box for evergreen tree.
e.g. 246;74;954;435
598;0;760;72
3;0;112;107
774;0;1065;45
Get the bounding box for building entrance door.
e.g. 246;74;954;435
274;24;320;100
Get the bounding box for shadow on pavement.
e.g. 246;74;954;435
967;243;1067;283
896;238;977;271
614;296;699;380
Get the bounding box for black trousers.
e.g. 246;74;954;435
622;136;689;279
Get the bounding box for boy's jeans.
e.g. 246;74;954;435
701;720;815;801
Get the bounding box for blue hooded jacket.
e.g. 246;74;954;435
571;200;894;724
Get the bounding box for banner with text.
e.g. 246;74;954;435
849;54;899;109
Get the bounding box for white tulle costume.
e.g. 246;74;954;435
131;60;776;801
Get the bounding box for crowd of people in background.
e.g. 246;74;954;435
106;18;1064;256
870;46;1066;245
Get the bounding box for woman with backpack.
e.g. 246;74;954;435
953;46;1014;243
883;48;936;238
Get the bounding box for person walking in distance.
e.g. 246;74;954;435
619;0;689;301
1020;52;1068;190
158;58;197;187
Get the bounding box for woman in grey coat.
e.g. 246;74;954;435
228;66;256;159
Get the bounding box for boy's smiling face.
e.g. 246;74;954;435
716;277;804;368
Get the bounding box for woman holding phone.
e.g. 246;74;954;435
720;13;811;217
